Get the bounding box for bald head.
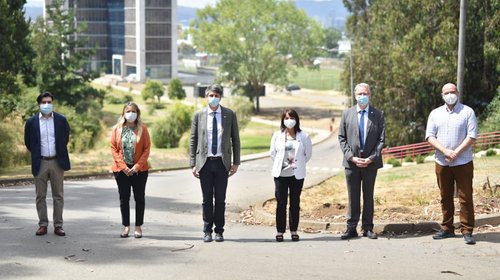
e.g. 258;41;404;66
441;83;458;95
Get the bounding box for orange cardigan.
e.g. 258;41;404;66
110;124;151;172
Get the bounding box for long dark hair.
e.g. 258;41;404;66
280;108;301;133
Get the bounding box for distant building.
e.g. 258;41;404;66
44;0;177;82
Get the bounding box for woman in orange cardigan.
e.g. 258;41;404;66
111;102;151;238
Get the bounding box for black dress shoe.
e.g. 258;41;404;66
203;233;212;242
341;230;358;240
363;230;378;239
432;230;456;240
215;233;224;242
463;233;476;245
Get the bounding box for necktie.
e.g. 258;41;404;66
359;110;365;150
212;112;217;155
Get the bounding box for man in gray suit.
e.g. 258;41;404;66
338;83;385;240
190;84;241;242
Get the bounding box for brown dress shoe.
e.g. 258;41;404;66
54;227;66;236
36;226;48;236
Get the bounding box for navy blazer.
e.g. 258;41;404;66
24;112;71;176
338;105;385;170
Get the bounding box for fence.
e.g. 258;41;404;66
382;131;500;159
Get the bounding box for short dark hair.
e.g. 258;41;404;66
280;108;301;133
37;92;54;104
205;84;223;96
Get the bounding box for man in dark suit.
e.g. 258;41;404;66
189;84;241;242
338;83;385;240
24;92;71;237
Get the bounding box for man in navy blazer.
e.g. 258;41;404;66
338;83;385;240
24;92;71;237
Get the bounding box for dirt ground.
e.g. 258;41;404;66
262;156;500;232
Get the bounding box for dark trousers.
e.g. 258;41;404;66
345;167;378;232
199;158;228;234
114;169;148;226
435;161;474;234
274;176;304;233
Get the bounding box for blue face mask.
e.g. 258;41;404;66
40;104;53;115
356;95;369;106
208;97;220;107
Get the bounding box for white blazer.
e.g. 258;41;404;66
270;130;312;179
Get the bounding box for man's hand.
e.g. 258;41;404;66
444;148;457;162
228;164;239;177
351;157;371;168
192;167;200;178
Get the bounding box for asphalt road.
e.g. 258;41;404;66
1;89;499;279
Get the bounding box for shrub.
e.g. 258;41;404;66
0;119;31;169
222;95;254;130
167;78;186;100
404;156;414;162
152;102;194;148
415;154;425;164
57;105;103;153
105;94;133;104
486;149;497;157
142;79;164;102
479;88;500;132
387;157;401;167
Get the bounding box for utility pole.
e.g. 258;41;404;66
457;0;467;102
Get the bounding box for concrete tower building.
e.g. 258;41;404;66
44;0;177;82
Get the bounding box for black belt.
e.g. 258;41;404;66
41;156;57;160
207;156;222;160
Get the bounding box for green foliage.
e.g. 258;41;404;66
56;105;102;153
387;158;402;167
324;27;342;55
479;89;500;132
222;96;254;131
167;78;186;100
0;119;31;169
105;94;133;105
178;131;191;155
142;80;164;102
415;154;425;164
343;0;500;146
404;156;414;163
0;0;36;117
486;149;497;157
191;0;325;111
152;103;194;148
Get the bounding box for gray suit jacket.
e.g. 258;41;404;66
189;106;241;172
338;105;385;170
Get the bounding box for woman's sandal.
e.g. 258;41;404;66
291;234;300;242
275;235;284;242
120;227;130;238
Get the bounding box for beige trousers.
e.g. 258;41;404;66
34;159;65;227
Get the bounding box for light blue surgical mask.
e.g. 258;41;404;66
356;95;369;106
208;97;220;107
40;104;53;115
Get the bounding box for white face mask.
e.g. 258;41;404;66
443;93;458;105
124;112;137;122
284;119;296;129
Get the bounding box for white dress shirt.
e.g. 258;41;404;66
356;104;369;148
39;112;56;157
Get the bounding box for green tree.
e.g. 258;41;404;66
167;78;186;100
152;103;194;148
191;0;325;112
31;0;104;111
142;80;165;102
0;0;35;117
342;0;500;147
324;27;342;56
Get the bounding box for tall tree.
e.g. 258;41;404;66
191;0;325;112
0;0;35;117
343;0;500;147
31;0;103;112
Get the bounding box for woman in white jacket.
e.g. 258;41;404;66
270;108;312;242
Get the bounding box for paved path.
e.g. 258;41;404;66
1;88;499;279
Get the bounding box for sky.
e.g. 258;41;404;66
26;0;217;8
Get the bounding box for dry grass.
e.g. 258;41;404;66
264;155;500;223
